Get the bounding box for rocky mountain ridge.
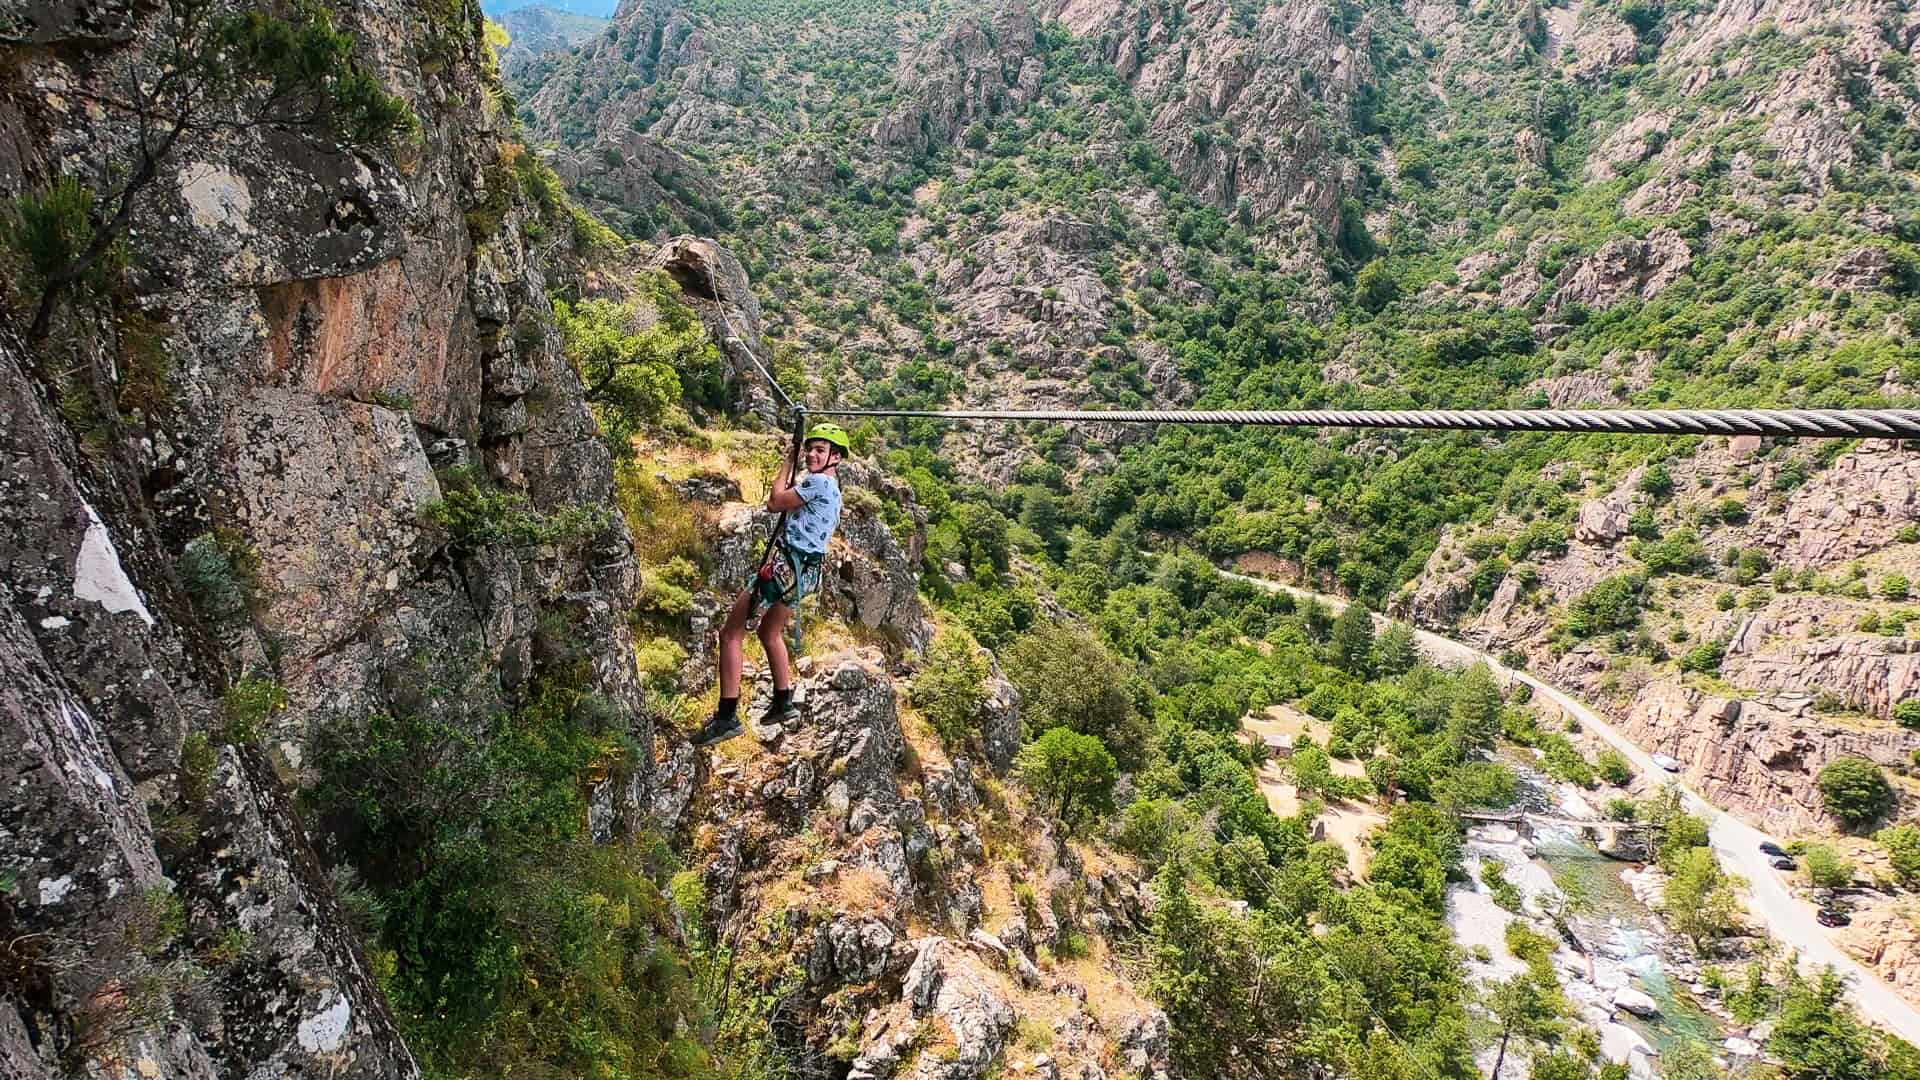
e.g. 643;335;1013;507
1397;433;1920;835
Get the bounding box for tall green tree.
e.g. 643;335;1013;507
1018;727;1117;827
1769;969;1876;1080
1481;972;1564;1080
1004;624;1149;767
1661;848;1744;950
1376;622;1420;676
1331;603;1377;676
1448;663;1503;756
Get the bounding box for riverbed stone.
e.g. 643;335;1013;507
1612;987;1660;1017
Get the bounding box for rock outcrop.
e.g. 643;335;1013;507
1841;905;1920;1008
0;3;651;1072
1547;231;1692;313
693;650;1162;1080
871;5;1043;154
1605;683;1920;834
1060;0;1372;226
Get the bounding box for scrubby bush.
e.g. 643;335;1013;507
1679;639;1726;675
305;670;708;1076
1595;749;1634;786
912;626;991;747
1817;757;1895;829
1565;575;1643;638
1800;843;1855;889
1875;823;1920;885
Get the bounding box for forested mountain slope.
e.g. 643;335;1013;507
8;0;1920;1077
509;0;1920;1028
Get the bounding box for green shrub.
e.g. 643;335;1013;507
1678;639;1726;675
1634;527;1706;576
1800;843;1855;889
1884;574;1912;601
1817;757;1895;828
1541;736;1597;788
1595;749;1634;786
1875;823;1920;885
1565;575;1643;638
1662;847;1743;948
911;626;991;747
176;529;257;628
222;674;287;744
1480;859;1522;912
303;674;707;1077
2;177;123;293
1895;700;1920;730
179;731;218;803
426;466;611;552
1638;464;1674;500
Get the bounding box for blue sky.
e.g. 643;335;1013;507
482;0;619;17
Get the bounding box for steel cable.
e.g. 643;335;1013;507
803;406;1920;439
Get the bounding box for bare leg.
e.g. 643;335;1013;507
758;602;794;691
718;588;756;699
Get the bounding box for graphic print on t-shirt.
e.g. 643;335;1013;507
784;472;842;554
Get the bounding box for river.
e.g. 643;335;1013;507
1450;760;1732;1077
1213;566;1920;1046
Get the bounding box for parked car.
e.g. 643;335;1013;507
1817;909;1851;928
1770;856;1798;871
1652;754;1683;772
1758;841;1788;858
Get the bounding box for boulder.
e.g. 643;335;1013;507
1612;987;1661;1017
1575;497;1631;544
861;940;1016;1080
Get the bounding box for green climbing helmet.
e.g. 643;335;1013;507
805;421;852;457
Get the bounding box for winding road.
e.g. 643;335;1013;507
1220;569;1920;1046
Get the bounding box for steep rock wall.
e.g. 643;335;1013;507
0;2;651;1073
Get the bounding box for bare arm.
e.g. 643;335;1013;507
767;455;804;512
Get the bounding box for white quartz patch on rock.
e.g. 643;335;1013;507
38;875;74;905
296;993;352;1054
180;162;257;235
73;503;154;626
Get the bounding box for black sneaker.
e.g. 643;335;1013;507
690;713;744;748
758;697;800;727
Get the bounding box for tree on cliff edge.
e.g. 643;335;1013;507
6;0;414;339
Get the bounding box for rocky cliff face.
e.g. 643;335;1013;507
0;2;653;1073
679;649;1169;1080
1397;433;1920;836
1054;0;1371;229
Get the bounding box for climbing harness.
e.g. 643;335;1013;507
742;407;811;645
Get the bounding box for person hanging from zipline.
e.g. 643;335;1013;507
690;422;852;747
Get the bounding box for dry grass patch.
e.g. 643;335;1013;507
820;865;898;917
